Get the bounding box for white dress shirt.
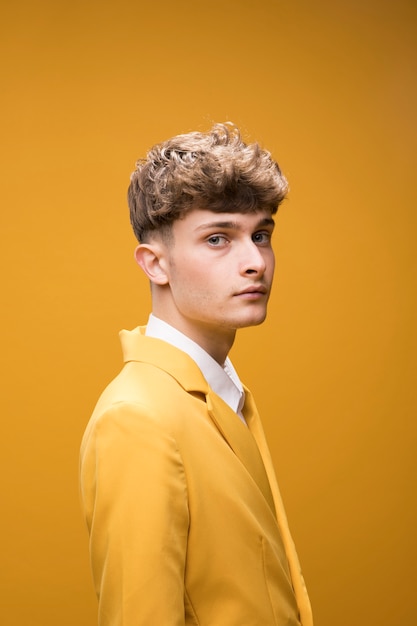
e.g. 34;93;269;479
145;314;246;423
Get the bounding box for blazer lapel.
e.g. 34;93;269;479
122;328;277;517
206;390;276;517
243;386;314;626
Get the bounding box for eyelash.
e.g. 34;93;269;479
252;232;271;244
206;232;272;247
207;235;228;246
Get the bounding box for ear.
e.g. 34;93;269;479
134;243;169;285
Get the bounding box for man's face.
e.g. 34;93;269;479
157;208;276;347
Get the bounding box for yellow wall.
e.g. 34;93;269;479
1;1;416;624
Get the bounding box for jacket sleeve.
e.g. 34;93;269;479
80;402;190;626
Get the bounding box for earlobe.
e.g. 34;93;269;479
134;244;169;285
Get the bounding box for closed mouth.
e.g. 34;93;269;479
235;285;268;296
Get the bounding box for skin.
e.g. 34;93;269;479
135;208;276;365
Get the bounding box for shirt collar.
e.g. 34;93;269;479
145;314;245;419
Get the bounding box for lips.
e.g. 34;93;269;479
235;285;268;296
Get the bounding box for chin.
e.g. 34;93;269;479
235;312;268;329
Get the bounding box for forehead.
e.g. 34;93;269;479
174;208;275;235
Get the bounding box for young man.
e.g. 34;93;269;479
80;123;313;625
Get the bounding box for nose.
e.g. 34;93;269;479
240;240;268;276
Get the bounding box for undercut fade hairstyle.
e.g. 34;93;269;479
128;122;289;242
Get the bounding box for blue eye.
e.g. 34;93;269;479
207;235;227;246
252;232;271;244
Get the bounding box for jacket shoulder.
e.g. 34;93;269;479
82;359;208;452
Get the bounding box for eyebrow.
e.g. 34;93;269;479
195;216;275;232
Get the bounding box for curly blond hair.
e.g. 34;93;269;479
128;122;288;242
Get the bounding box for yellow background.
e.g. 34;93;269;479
1;1;416;624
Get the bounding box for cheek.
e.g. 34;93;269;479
264;250;275;276
172;267;211;299
180;271;220;306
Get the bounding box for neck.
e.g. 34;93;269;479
151;310;236;365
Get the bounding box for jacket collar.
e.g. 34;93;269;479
120;326;210;393
120;326;276;516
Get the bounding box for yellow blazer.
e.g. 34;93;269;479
80;327;313;626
